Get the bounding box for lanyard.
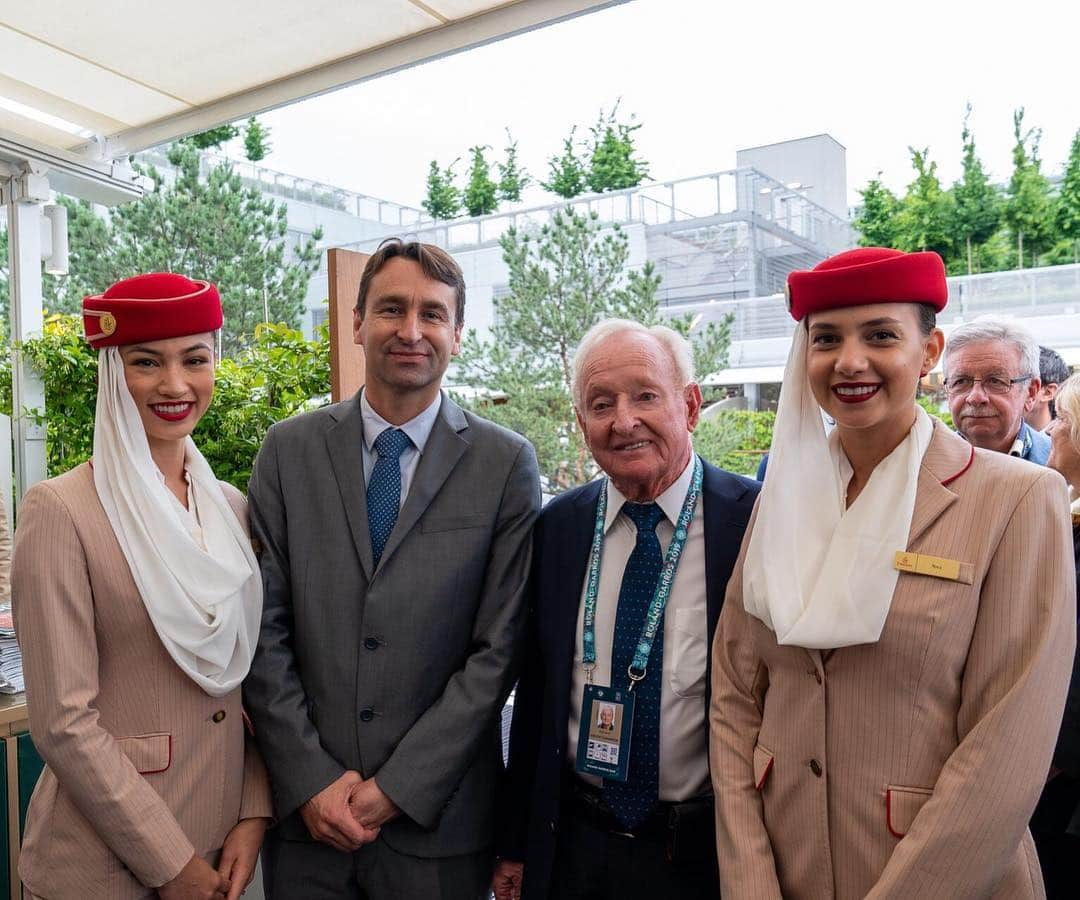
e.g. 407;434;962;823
582;455;703;690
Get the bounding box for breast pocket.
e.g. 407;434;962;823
669;606;707;698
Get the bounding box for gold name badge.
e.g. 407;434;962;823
894;551;961;581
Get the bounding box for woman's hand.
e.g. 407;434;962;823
217;817;269;900
157;853;230;900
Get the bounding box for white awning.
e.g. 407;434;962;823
0;0;624;161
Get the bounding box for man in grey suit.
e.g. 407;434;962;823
244;238;540;899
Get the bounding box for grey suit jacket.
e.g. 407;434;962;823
243;391;540;857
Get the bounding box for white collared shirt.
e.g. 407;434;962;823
567;455;710;801
360;390;442;507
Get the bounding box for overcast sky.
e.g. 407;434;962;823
221;0;1078;212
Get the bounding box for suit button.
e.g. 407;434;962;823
809;759;823;777
359;708;375;722
550;820;556;833
212;710;226;723
364;637;379;651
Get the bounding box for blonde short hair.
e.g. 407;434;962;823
571;318;695;410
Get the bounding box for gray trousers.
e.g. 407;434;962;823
261;830;493;900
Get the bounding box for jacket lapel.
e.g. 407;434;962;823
375;395;469;573
905;422;972;547
325;393;376;583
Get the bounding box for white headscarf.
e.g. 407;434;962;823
92;347;262;696
741;326;933;649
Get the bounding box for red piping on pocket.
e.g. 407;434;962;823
138;735;172;775
885;789;904;838
755;756;774;791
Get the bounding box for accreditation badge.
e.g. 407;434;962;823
575;684;635;782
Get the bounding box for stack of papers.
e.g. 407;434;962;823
0;604;23;694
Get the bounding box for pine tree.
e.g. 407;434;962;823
1003;108;1055;268
893;147;955;259
853;176;900;247
463;146;499;217
1057;129;1080;264
952;105;1000;273
496;130;530;203
421;159;462;220
542;128;588;199
586;104;650;193
243;117;272;162
185;124;240;150
109;143;322;352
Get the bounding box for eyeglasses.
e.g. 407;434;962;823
944;374;1033;396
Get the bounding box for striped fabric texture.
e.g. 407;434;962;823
710;422;1076;899
11;463;271;899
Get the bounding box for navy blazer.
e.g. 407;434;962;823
498;460;759;898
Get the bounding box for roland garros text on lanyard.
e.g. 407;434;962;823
582;455;703;690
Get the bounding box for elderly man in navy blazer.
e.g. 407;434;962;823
492;319;760;900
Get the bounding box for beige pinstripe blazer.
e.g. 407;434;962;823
710;421;1076;899
11;462;271;900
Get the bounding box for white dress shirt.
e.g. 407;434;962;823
360;390;442;507
567;456;710;801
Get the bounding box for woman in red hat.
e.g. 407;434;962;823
709;248;1075;898
12;274;271;900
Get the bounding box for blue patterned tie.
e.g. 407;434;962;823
367;427;411;566
604;501;666;830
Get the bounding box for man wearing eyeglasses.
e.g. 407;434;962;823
944;316;1051;464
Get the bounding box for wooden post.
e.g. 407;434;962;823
327;248;370;402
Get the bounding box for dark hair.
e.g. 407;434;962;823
916;303;936;336
1039;345;1070;418
355;238;465;326
1039;345;1069;388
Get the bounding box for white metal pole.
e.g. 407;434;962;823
4;173;48;502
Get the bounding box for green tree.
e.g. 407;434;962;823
453;209;730;491
952;105;1001;273
109;143;322;353
1003;108;1056;268
692;410;775;477
586;104;650;193
1057;128;1080;264
421;159;462;220
463;145;499;217
184;124;240;151
497;130;530;203
196;322;330;487
243;117;272;162
893;147;955;259
542;128;588;199
853;175;900;247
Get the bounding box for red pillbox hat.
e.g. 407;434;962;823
785;247;948;322
83;273;223;348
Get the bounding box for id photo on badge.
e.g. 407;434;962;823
592;702;620;737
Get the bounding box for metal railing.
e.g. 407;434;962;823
673;262;1080;367
336;167;854;256
136;148;426;227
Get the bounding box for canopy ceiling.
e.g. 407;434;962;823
0;0;623;162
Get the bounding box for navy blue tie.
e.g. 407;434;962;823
604;501;666;830
367;427;411;566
